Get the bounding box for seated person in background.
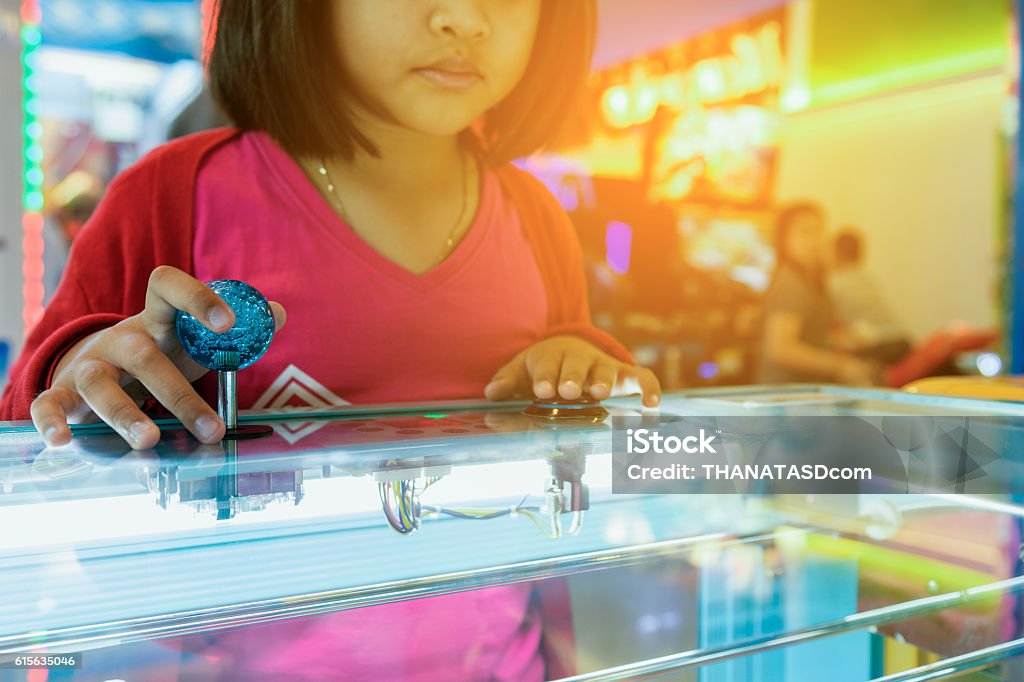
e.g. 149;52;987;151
757;202;878;385
759;203;999;388
829;228;912;365
828;226;999;384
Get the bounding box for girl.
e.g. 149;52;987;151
1;1;660;679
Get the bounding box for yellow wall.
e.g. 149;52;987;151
775;73;1005;339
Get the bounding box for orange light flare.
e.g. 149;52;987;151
21;212;44;330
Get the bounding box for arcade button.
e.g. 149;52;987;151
523;397;609;424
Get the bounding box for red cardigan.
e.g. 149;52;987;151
0;128;632;421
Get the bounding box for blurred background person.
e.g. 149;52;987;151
757;201;878;385
829;228;913;364
42;169;102;304
758;205;998;387
829;227;999;384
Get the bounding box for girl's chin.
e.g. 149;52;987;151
402;118;483;139
394;103;488;137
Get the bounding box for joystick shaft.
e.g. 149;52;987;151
218;370;238;431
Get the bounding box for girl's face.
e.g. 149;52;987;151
784;211;825;270
330;0;542;139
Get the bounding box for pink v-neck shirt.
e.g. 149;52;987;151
194;130;548;411
187;132;551;680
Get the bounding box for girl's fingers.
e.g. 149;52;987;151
587;362;618;401
618;365;662;407
487;336;662;407
484;375;516;401
74;360;161;449
31;386;81;447
269;301;287;331
527;347;563;399
144;265;235;333
485;354;529;401
117;336;224;443
557;354;592;400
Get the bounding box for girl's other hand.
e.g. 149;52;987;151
31;266;287;450
485;335;661;408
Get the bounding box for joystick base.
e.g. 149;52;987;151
223;425;274;440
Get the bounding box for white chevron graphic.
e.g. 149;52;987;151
251;364;350;444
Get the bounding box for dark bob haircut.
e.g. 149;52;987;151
208;1;597;166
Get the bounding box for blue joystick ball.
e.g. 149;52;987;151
175;280;275;372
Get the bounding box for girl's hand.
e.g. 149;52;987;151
484;335;661;408
31;266;287;450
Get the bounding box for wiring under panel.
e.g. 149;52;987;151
377;479;581;539
377;449;590;538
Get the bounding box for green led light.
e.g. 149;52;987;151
25;191;43;211
26;168;43;185
422;413;449;419
26;145;42;163
21;26;40;46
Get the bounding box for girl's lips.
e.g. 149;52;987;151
415;68;482;90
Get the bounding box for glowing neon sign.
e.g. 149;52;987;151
600;22;784;130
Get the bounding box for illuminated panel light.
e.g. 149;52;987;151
605;221;633;275
697;362;719;380
780;85;812;112
34;47;164;90
601;86;632;128
20;0;44;332
976;352;1002;377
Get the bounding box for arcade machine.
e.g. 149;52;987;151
0;280;1023;681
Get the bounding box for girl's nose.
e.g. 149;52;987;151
429;2;491;42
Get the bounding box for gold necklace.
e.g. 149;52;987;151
316;151;470;266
